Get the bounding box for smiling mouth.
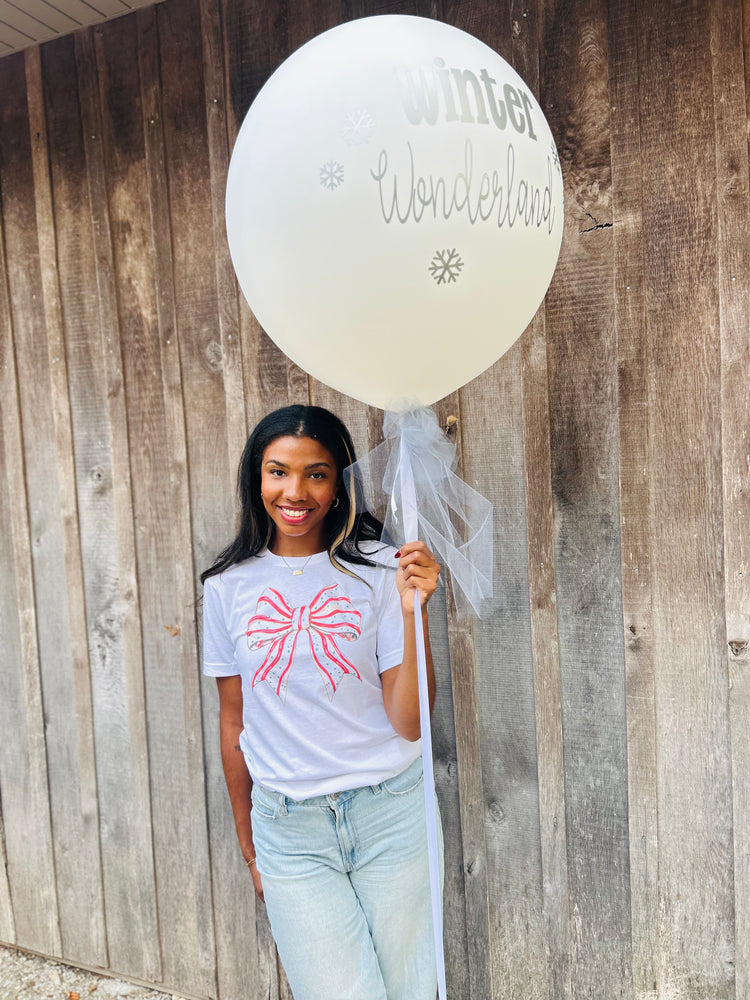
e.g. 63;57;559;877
278;506;312;522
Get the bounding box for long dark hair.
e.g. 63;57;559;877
200;405;384;583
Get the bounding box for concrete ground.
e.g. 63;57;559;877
0;947;179;1000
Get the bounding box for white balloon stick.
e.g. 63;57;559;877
398;437;447;1000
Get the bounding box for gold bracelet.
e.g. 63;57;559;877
245;856;257;868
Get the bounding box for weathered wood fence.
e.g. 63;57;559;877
0;1;748;998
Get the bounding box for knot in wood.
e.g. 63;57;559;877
488;801;505;824
205;340;223;372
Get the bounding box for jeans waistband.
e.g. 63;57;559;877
253;755;423;812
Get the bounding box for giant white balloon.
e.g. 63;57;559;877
226;15;563;410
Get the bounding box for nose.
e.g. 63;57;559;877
283;475;307;501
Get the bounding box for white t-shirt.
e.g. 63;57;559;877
202;543;421;800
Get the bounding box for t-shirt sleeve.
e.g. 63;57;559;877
375;571;405;674
202;575;239;676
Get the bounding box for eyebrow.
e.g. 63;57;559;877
264;459;332;470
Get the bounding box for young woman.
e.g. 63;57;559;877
201;405;443;1000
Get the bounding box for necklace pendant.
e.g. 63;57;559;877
279;551;314;575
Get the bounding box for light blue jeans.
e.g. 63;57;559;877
250;756;443;1000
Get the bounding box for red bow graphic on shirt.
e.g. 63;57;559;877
246;584;362;700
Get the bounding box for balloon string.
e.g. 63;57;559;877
399;441;447;1000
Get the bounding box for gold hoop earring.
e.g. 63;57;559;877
332;497;340;508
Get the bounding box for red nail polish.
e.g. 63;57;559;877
394;550;401;558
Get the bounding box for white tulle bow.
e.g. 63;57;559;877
345;404;493;618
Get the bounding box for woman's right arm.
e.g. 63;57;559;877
217;675;264;901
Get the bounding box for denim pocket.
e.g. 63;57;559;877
251;783;281;820
381;757;424;797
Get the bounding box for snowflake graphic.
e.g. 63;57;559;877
550;143;561;173
320;161;345;190
342;109;376;145
429;249;464;285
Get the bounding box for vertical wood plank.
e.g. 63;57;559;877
197;1;270;998
140;7;217;994
0;806;13;942
0;56;59;951
94;11;214;993
512;2;572;995
712;1;750;997
460;347;549;1000
521;308;571;1000
424;592;472;1000
607;2;658;997
286;0;341;49
0;50;64;963
221;0;296;436
25;42;107;969
541;1;633;996
200;0;247;473
72;26;162;981
639;1;735;996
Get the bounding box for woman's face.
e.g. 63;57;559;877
260;435;338;556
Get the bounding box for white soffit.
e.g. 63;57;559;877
0;0;164;58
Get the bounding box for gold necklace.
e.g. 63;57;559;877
278;553;315;576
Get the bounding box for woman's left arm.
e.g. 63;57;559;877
381;541;441;741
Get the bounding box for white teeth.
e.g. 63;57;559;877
281;508;308;519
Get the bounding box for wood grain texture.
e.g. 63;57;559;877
522;309;570;1000
0;2;748;998
639;1;735;996
607;1;658;995
461;346;549;1000
0;50;79;963
541;0;633;996
0;58;60;954
713;2;750;997
0;807;13;943
435;392;489;1000
138;7;217;994
94;11;215;993
220;0;297;437
200;0;247;477
25;42;107;968
423;583;471;1000
72;25;163;980
513;3;572;996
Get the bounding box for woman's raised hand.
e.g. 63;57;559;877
396;541;441;613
